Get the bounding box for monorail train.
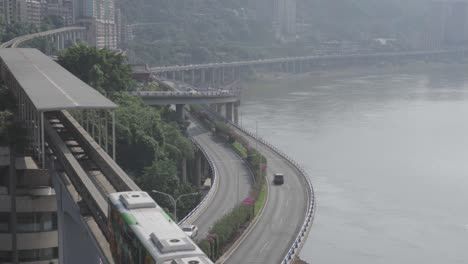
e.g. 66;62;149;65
108;191;213;264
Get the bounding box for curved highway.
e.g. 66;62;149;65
185;117;253;240
149;79;254;241
224;125;310;264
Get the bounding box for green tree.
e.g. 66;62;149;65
40;15;65;31
58;44;133;96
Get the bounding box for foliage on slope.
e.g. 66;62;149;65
58;45;199;219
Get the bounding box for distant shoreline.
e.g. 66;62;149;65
249;61;468;82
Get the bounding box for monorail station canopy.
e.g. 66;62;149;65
0;48;117;167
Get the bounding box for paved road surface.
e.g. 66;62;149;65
225;126;309;264
187;119;253;241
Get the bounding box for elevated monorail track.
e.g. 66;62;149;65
45;110;141;263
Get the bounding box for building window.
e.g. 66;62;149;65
17;212;57;233
0;213;9;232
0;250;11;262
18;247;58;262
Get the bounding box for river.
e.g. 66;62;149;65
240;64;468;264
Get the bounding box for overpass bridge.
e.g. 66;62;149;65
150;48;468;87
131;90;240;123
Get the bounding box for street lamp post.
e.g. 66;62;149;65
151;190;199;222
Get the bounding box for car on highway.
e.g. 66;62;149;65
273;173;284;185
181;224;198;239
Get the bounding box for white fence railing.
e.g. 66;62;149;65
178;139;219;225
229;121;315;263
204;107;315;263
131;90;237;97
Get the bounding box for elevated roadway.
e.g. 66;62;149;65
151;48;468;73
0;26;86;48
131;90;238;105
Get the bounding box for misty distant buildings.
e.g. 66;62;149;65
273;0;296;41
0;0;121;50
423;1;468;49
0;0;74;27
249;0;297;41
75;0;118;49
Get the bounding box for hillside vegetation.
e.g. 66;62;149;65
120;0;431;65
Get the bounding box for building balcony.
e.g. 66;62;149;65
0;230;58;250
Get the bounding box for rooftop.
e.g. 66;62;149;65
0;48;117;111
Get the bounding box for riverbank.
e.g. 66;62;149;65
248;61;468;84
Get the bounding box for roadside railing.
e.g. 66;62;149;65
178;139;219;225
205;107;315;263
230;121;315;263
131;90;237;97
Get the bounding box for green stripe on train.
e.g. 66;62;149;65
121;212;137;225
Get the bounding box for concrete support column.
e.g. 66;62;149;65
226;102;233;122
55;35;60;51
191;70;195;85
216;104;224;116
211;68;216;87
171;71;176;80
201;69;205;84
221;67;225;84
176;104;185;121
181;71;185;83
234;102;239;124
61;33;65;49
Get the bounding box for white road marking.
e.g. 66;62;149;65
260;241;270;253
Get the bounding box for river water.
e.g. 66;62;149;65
240;64;468;264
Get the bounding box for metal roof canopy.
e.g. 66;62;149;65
0;48;117;111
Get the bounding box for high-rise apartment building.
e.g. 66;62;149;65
75;0;118;49
0;0;17;23
17;0;43;26
46;0;74;26
273;0;296;41
424;1;468;49
0;147;58;263
249;0;297;41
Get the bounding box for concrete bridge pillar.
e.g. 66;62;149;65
54;35;60;51
201;69;205;84
225;102;233;122
234;102;239;124
216;104;224;116
61;33;66;49
171;71;176;80
191;70;195;85
176;104;185;121
211;68;216;88
221;67;225;85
